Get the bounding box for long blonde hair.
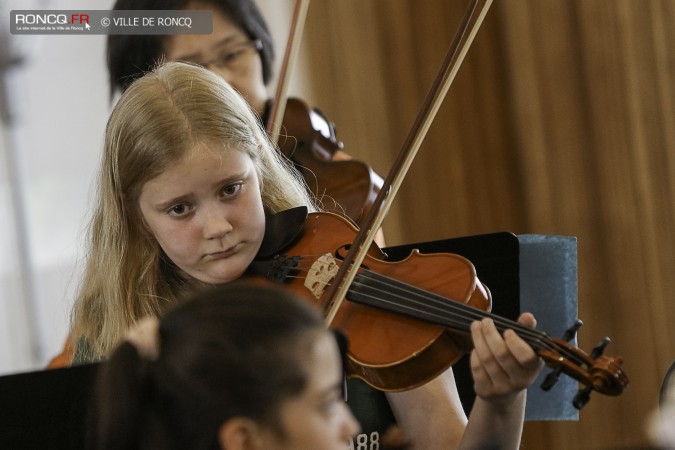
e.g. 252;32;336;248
72;61;315;360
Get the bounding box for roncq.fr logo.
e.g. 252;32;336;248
14;13;90;26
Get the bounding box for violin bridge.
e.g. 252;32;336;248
304;253;339;299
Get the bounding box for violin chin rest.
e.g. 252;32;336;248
256;206;308;259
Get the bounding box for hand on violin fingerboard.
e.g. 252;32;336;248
469;312;545;406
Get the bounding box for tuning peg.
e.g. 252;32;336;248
562;319;583;342
573;384;593;410
590;337;611;359
541;369;562;391
540;321;584;391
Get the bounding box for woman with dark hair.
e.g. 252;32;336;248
95;280;359;450
107;0;275;115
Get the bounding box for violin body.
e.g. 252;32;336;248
276;98;384;226
257;210;491;391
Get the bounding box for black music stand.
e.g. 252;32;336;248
0;363;98;449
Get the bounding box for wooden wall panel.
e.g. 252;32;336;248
284;1;675;448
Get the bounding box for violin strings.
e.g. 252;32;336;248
354;270;543;339
351;269;587;366
357;271;581;363
283;255;587;366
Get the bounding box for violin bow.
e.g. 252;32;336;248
265;0;311;142
323;0;493;324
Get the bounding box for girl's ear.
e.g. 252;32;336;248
217;417;265;450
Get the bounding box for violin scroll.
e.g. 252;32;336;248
538;323;629;409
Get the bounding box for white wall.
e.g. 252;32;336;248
0;0;297;374
0;0;111;373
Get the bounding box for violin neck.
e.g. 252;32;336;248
348;269;550;351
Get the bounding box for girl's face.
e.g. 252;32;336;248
163;1;268;116
138;145;265;284
237;332;360;450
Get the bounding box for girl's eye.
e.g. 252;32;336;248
221;182;243;197
169;204;189;216
221;49;244;63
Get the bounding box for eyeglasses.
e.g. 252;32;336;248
193;39;263;71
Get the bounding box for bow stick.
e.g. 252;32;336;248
265;0;311;141
323;0;494;324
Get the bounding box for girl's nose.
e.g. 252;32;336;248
203;207;233;239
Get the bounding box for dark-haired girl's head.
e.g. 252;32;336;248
95;281;358;450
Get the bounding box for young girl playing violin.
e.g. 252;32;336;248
95;281;360;450
71;61;543;450
43;0;383;370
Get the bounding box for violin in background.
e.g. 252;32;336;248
275;97;383;226
264;0;384;229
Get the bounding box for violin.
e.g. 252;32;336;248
249;207;629;407
274;97;384;226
